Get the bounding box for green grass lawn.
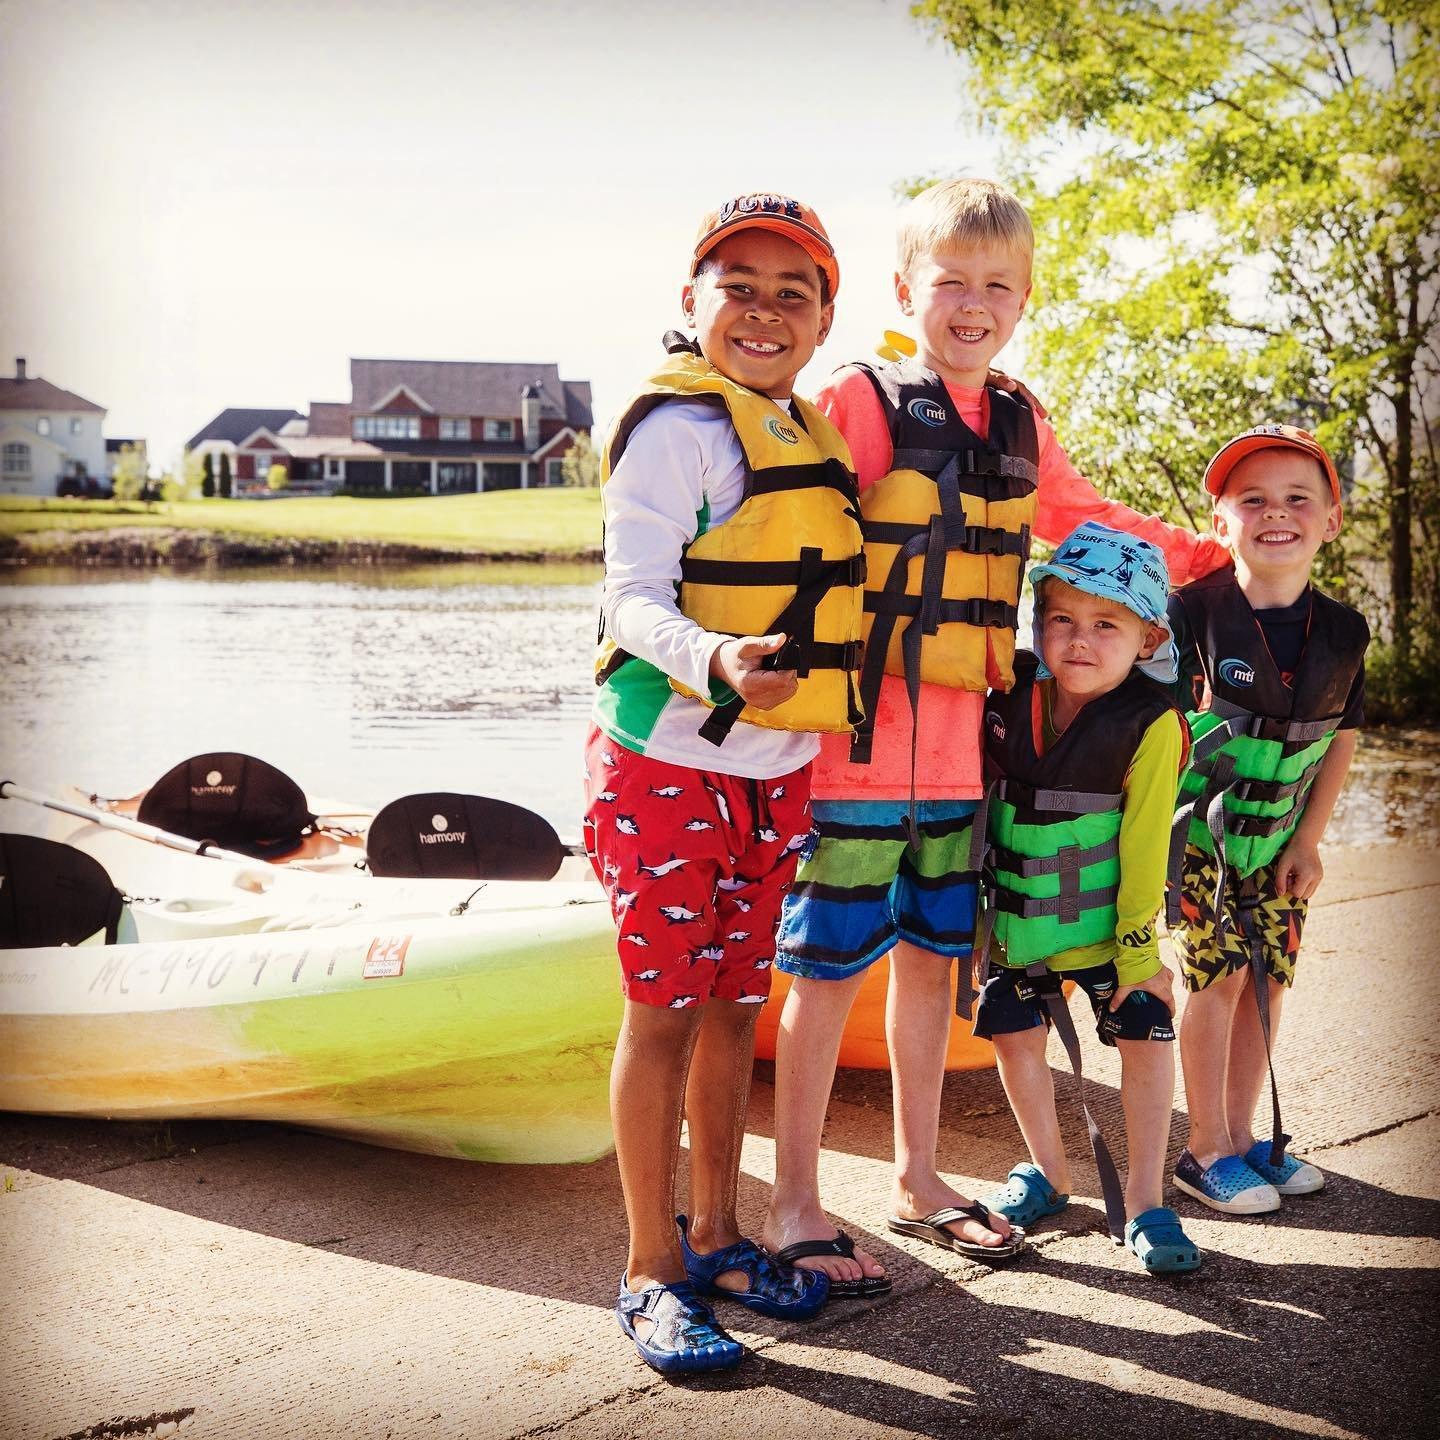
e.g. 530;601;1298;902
0;490;604;557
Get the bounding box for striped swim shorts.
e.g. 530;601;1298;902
775;798;979;980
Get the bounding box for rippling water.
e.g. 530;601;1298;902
1;565;1434;846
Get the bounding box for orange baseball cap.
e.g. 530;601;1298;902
1203;424;1342;504
691;192;839;300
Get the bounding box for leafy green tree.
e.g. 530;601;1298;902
109;443;148;502
218;452;232;499
911;0;1437;680
558;430;602;487
266;462;289;493
161;450;204;502
201;452;215;498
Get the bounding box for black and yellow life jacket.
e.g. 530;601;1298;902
1167;570;1369;892
596;336;866;745
849;359;1040;767
973;652;1178;969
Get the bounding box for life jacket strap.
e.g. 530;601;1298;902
1206;698;1339;748
863;593;1019;627
991;882;1120;923
697;546;862;747
1235;875;1290;1167
995;780;1124;815
861;519;1031;559
681;553;867;588
889;446;1039;495
955;781;997;1021
1029;962;1128;1242
990;835;1119;878
745;456;864;502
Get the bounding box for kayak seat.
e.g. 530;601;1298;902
0;832;125;948
366;792;564;881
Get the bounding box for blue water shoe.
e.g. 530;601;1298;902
1243;1140;1325;1195
1125;1206;1202;1273
615;1272;744;1376
1173;1149;1280;1214
678;1214;829;1320
985;1162;1070;1228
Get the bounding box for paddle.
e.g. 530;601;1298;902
365;792;586;882
0;780;262;867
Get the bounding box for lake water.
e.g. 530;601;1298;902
1;565;1434;847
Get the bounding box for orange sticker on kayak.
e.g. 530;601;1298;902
363;935;411;979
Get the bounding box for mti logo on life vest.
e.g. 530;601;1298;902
906;398;947;429
985;709;1006;741
1219;658;1256;687
766;418;800;445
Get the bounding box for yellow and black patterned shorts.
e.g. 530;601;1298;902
1171;841;1308;992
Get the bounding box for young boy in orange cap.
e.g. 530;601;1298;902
1169;425;1367;1214
585;193;865;1373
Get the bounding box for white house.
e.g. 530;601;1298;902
0;358;108;496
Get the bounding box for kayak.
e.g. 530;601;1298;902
752;956;996;1072
0;865;623;1164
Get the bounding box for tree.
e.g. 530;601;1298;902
218;452;233;499
266;462;289;493
162;450;204;502
911;0;1437;684
558;430;602;487
109;443;149;502
201;452;215;498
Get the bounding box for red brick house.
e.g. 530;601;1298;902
186;357;593;495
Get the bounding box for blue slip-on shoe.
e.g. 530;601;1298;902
1173;1148;1280;1215
1243;1140;1325;1195
615;1272;744;1376
677;1214;830;1320
984;1162;1070;1228
1125;1206;1203;1274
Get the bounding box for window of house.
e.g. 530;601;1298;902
437;462;477;491
325;457;343;478
70;418;83;435
483;418;514;442
438;417;470;440
3;443;31;475
353;415;421;440
36;417;51;436
546;459;565;486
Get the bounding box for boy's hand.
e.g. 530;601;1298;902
1108;963;1177;1017
987;368;1049;419
1274;837;1324;900
710;633;799;711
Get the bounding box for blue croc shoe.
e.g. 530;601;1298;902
985;1162;1070;1228
1173;1148;1280;1215
1125;1207;1203;1274
1243;1141;1325;1195
615;1272;744;1376
678;1215;829;1320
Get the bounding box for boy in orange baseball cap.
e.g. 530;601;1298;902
586;192;864;1374
1167;425;1368;1215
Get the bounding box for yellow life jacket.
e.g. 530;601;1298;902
596;336;866;745
849;360;1040;766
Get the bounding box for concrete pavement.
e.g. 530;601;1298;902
3;843;1437;1440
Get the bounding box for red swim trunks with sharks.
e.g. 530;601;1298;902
582;725;813;1009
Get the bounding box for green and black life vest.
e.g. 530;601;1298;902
849;359;1039;768
1169;570;1369;885
974;651;1177;969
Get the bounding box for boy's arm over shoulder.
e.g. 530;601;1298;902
601;401;728;696
1112;706;1188;988
812;365;892;488
1166;592;1207;711
1033;420;1231;587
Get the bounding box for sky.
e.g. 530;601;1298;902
0;0;1007;469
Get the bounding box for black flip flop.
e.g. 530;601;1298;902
886;1202;1026;1262
772;1229;892;1298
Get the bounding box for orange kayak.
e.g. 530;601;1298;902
753;953;995;1071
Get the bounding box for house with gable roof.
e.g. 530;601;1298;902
185;357;593;495
0;358;109;496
